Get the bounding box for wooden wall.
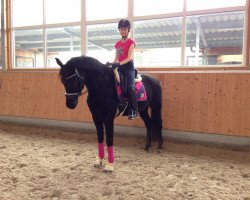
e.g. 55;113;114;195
0;70;250;137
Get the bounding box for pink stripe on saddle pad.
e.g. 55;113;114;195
115;80;147;102
135;82;147;101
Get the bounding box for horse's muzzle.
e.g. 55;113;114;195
66;97;78;109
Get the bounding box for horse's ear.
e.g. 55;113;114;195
55;58;64;68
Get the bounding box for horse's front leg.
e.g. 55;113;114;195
103;119;115;172
91;112;105;167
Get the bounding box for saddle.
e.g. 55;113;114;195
114;68;147;117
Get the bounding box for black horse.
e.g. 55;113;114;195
56;56;163;171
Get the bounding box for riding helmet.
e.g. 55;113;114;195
118;19;131;30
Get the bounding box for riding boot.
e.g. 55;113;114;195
127;87;139;120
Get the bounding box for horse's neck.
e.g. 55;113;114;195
85;70;112;94
80;58;114;95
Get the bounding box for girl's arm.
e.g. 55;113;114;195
113;52;119;64
119;44;134;65
112;50;120;83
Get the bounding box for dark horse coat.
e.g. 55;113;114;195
57;56;163;151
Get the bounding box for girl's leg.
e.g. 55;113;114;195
124;68;138;119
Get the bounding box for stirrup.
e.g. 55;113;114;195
116;101;128;117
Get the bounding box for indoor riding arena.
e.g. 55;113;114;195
0;0;250;200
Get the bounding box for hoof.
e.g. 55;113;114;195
103;162;114;172
94;157;103;167
157;148;163;153
144;145;150;152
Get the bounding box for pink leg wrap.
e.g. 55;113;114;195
98;143;104;159
107;146;114;163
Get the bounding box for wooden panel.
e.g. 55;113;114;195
243;74;250;135
193;74;204;131
1;71;250;137
246;0;250;67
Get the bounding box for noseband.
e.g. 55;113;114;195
65;68;86;98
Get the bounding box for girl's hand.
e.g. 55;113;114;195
105;61;111;66
112;63;119;69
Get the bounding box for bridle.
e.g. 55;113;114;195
65;68;87;98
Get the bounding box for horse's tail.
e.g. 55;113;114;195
150;78;163;142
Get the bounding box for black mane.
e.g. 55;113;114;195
59;56;112;83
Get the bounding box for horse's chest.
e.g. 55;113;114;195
87;83;117;113
87;94;110;112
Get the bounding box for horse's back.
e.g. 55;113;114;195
140;74;162;105
141;74;162;93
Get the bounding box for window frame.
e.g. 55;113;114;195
0;0;6;70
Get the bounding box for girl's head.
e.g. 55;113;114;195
118;19;131;38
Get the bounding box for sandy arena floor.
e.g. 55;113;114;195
0;122;249;200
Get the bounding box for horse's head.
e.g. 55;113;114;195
56;57;85;109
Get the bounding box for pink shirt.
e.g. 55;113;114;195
115;38;135;62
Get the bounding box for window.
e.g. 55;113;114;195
87;23;118;64
134;18;182;67
12;0;81;68
187;0;246;11
47;26;81;67
185;12;244;66
13;0;43;27
134;0;183;16
45;0;81;24
10;0;247;68
86;0;127;21
14;29;44;68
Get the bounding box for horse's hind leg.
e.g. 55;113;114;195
151;105;163;152
140;108;152;152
